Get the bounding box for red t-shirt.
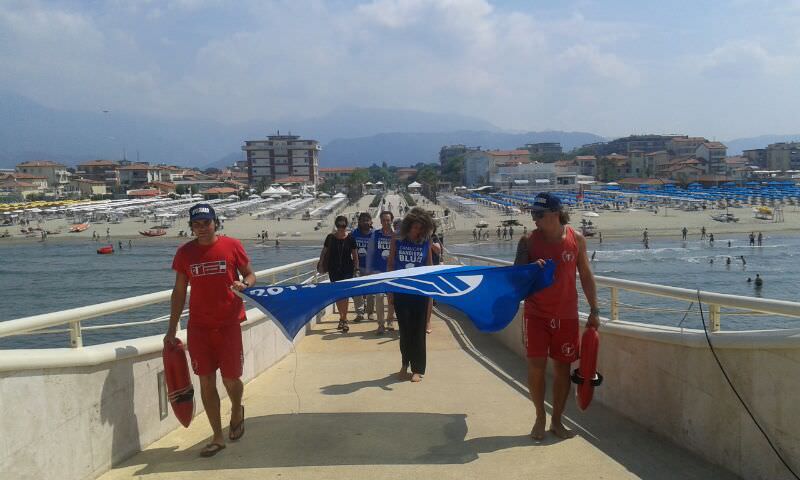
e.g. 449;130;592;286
524;226;579;319
172;236;250;327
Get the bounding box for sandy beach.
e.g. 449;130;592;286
2;192;799;248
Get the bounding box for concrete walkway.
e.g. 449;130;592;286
100;306;737;480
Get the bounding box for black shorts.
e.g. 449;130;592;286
328;270;354;283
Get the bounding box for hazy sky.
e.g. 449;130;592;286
2;0;799;139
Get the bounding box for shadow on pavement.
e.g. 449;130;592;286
435;304;739;480
125;412;533;475
320;373;403;394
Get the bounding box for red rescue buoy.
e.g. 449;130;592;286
571;327;603;411
162;339;195;427
97;245;114;254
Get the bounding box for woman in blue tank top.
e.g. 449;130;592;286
387;207;433;383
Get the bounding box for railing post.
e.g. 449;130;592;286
610;287;619;321
271;273;277;285
709;304;721;332
69;321;83;348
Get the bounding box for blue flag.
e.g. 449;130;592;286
238;262;555;339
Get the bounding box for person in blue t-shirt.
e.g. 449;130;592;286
368;210;396;334
388;207;433;383
351;212;375;322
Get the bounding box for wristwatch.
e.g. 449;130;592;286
590;307;600;316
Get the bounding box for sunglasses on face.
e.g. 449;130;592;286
532;211;548;220
336;224;347;228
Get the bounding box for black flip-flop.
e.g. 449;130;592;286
200;443;226;457
229;406;245;441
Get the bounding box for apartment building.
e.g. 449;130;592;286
524;142;563;156
695;142;728;175
242;133;320;186
439;144;481;166
15;160;70;193
667;137;708;157
576;156;597;176
117;164;163;188
766;142;800;171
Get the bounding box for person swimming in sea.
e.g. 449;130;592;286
754;274;763;287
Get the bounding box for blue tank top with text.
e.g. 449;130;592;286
370;229;393;273
394;238;429;269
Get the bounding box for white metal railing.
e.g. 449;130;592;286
447;252;800;332
0;258;319;348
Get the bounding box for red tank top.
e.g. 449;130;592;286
524;226;579;319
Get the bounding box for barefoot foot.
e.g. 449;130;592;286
549;421;575;439
397;368;410;380
411;373;422;382
530;417;546;440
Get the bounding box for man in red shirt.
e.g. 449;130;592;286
514;193;599;441
164;203;256;457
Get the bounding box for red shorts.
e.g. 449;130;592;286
187;323;244;378
524;315;579;363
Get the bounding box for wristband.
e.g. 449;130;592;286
242;281;250;288
590;308;600;315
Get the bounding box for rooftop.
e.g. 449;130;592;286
78;160;118;167
118;164;162;171
16;160;66;167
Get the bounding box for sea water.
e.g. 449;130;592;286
0;240;318;348
1;234;798;348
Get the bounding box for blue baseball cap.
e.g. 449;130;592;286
189;203;216;222
531;192;562;212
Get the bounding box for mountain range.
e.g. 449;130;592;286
0;92;601;170
1;92;798;170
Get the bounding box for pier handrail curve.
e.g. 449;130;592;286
0;258;318;340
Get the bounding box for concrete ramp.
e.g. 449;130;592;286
99;307;737;479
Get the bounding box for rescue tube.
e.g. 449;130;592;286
96;245;114;254
571;327;603;411
162;339;195;427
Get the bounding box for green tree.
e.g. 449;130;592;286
441;155;465;184
346;168;370;201
414;164;440;201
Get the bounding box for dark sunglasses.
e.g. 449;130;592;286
532;210;549;219
336;223;347;228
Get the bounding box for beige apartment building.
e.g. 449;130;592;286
117;164;163;188
695;142;727;175
15;160;70;193
667;137;708;157
242;133;320;186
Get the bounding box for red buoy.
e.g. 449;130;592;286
97;245;114;254
571;327;603;411
162;339;195;427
